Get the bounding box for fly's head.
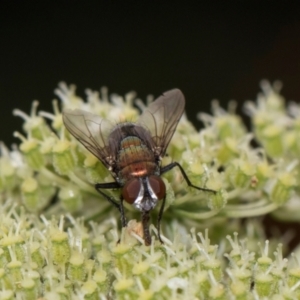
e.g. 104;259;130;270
121;176;166;212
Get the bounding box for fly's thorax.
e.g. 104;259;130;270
117;136;158;181
121;176;166;212
108;123;155;155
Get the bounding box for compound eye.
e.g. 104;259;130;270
122;178;141;204
149;176;166;200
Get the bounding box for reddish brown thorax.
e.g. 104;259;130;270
118;136;157;182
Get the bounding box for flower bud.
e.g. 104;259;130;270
215;115;245;140
67;250;86;282
93;269;107;290
0;248;8;268
257;256;273;272
59;186;83;212
25;117;51;141
193;271;210;296
54;284;69;299
217;137;238;164
50;229;71;265
132;261;150;275
20;278;37;300
36;173;56;202
209;283;225;299
13;102;52;140
84;153;107;184
20;139;45;170
202;259;222;282
21;177;40;212
229;280;248;298
52;140;76;175
7;260;22;286
227;159;256;189
27;270;41;294
0;235;25;263
261;125;284;158
270;173;296;205
42;264;59;293
30;242;45;268
0;158;16;191
231;269;252;287
81;280;98;300
114;278;134;293
0;268;12;290
40;136;56;156
287;268;300;288
254;273;274;297
136;290;153;300
0;290;14;300
256;162;273;189
96;249;112;271
208;190;227;211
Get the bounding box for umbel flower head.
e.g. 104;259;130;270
0;81;300;298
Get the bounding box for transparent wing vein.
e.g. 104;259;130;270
137;89;185;157
62;109;114;167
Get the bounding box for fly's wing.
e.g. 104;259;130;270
136;89;185;157
62;109;115;168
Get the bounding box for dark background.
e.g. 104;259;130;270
1;1;300;145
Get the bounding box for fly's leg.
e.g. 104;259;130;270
157;195;166;244
95;182;127;227
95;182;121;209
119;195;127;227
160;162;216;194
141;210;151;246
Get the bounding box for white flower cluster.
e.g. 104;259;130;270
0;203;299;299
0;81;299;298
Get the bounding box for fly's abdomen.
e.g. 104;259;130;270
118;136;157;180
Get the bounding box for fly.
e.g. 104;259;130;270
62;89;216;245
